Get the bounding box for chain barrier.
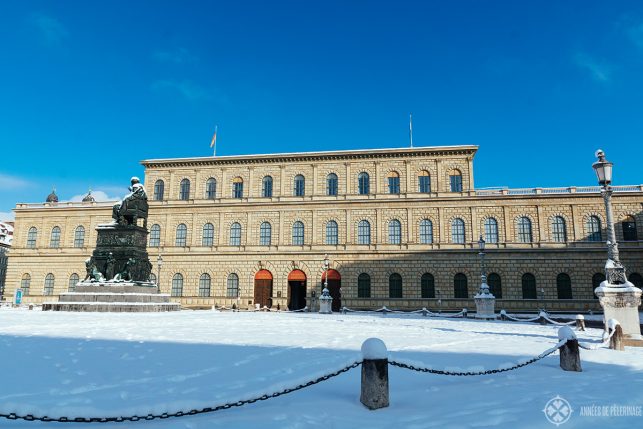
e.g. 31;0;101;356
342;306;465;318
0;362;361;424
578;328;616;350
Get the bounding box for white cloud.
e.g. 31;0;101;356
151;79;210;101
574;53;611;83
67;190;119;203
29;12;69;45
0;211;15;222
153;47;197;64
0;173;32;190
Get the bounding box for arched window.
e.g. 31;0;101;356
326;173;338;196
232;177;244;198
454;273;468;298
388;219;402;244
199;273;211;297
484;218;499;243
175;224;187;247
44;273;55;296
149;224;161;247
622;215;637;241
292;221;304;245
418;170;431;193
149;273;157;284
419;219;433;244
171;273;183;297
205;178;217;199
153;179;165;201
68;273;79;292
629;272;643;289
521;273;537;299
50;226;61;248
74;226;85;248
26;227;37;249
230;222;242;246
487;273;502;298
449;170;462;192
202;223;214;246
20;273;31;295
226;273;239;297
517;217;533;243
294;175;305;196
179;179;191;200
260;222;272;246
557;273;573;299
421;273;435;298
262;176;273;198
451;218;465;244
387;171;400;194
358;273;371;298
358;172;370;195
358;220;371;245
389;273;403;298
586;216;601;242
326;220;338;245
592;273;605;299
551;216;567;242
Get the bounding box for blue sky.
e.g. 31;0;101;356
1;0;643;220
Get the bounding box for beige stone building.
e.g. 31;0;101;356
4;145;643;312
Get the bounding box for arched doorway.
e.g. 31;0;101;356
254;269;273;308
321;269;341;312
288;269;307;310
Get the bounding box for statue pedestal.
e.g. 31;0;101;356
319;287;333;314
595;282;643;347
474;292;497;320
90;224;152;282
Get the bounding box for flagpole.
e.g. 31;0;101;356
409;113;413;148
211;125;218;157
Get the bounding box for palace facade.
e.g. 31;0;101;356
4;145;643;312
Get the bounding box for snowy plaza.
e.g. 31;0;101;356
0;308;642;428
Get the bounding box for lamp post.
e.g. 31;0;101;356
592;150;642;342
319;254;332;314
156;254;163;289
474;235;496;319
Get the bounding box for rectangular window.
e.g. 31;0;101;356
418;176;431;193
388;177;400;194
450;175;463;192
233;182;243;199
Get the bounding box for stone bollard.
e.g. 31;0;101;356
539;310;548;325
381;306;388;315
360;338;389;410
575;314;586;331
28;304;33;311
342;306;347;315
462;308;468;318
558;326;582;372
608;319;624;351
421;307;428;317
500;309;507;321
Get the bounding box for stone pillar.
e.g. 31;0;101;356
558;327;582;372
360;338;389;410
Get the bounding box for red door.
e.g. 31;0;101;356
254;270;273;308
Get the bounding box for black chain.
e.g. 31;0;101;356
0;362;361;424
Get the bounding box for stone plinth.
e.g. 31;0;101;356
91;224;152;282
474;292;497;320
319;287;333;314
595;282;643;347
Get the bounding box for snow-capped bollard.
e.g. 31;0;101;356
576;314;586;331
539;310;548;325
462;308;468;318
342;306;347;315
608;319;623;351
500;309;507;321
558;326;582;372
360;338;389;410
421;307;428;317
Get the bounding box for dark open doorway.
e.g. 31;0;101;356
288;269;307;310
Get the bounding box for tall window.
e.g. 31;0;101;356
389;273;403;298
260;222;271;246
179;179;191;200
517;217;533;243
521;273;537;299
358;220;371;245
586;216;601;242
74;226;85;248
149;224;161;247
556;273;572;299
68;273;79;292
388;219;402;244
26;227;37;249
44;273;55;296
418;170;431;193
202;223;214;246
484;218;499;243
421;273;435;298
487;273;502;298
454;273;468;298
21;273;31;295
419;219;433;244
551;216;567;242
230;222;242;246
232;177;244;198
199;273;211;297
387;171;400;194
358;273;371;298
326;221;338;245
171;273;183;297
50;226;61;248
153;180;165;201
450;170;463;192
294;175;305;196
592;273;605;299
622;216;638;241
226;273;239;297
451;218;465;244
358;172;370;195
326;173;338;196
175;224;187;247
205;178;217;199
262;176;273;198
292;221;304;245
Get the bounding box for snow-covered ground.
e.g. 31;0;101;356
0;308;642;428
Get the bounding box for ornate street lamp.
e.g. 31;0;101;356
156;254;163;289
319;254;332;314
474;235;496;319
